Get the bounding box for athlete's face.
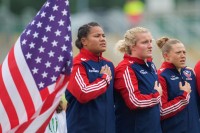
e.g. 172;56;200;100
131;32;153;59
165;43;186;70
81;26;106;55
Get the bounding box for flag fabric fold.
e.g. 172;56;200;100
0;0;72;132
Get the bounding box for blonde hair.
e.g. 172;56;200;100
156;37;181;54
116;27;150;55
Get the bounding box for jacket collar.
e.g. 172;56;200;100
80;48;102;62
123;54;152;64
161;61;176;69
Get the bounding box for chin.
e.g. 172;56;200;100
100;49;106;52
146;55;152;58
182;65;186;68
179;64;186;68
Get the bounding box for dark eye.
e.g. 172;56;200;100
142;40;152;44
94;34;100;37
143;41;148;44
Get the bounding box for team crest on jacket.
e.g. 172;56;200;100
183;70;192;80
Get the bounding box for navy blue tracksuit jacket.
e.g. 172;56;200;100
65;48;115;133
158;62;200;133
114;55;162;133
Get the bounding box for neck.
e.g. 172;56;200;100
130;54;145;60
176;67;181;72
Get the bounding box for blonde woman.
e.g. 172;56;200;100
114;27;162;133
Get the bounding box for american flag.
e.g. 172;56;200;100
0;0;72;132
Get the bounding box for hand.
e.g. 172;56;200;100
186;66;194;73
100;65;112;80
179;81;191;94
154;81;162;96
56;101;64;113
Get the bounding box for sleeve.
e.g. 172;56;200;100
159;75;190;120
114;66;160;110
67;63;111;103
194;61;200;96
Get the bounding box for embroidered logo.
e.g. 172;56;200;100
129;61;133;64
170;75;179;80
81;58;86;61
89;68;99;73
160;68;164;71
183;70;192;80
140;70;148;74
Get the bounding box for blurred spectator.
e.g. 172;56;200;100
123;0;144;26
45;95;68;133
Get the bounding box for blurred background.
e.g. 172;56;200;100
0;0;200;68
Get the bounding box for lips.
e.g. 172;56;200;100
180;60;186;64
147;50;152;53
100;43;106;47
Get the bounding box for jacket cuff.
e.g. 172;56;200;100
100;73;111;84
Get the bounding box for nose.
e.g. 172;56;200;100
100;35;106;41
180;52;186;57
147;41;152;48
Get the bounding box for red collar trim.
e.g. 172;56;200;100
123;54;152;64
161;62;176;69
80;48;102;62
